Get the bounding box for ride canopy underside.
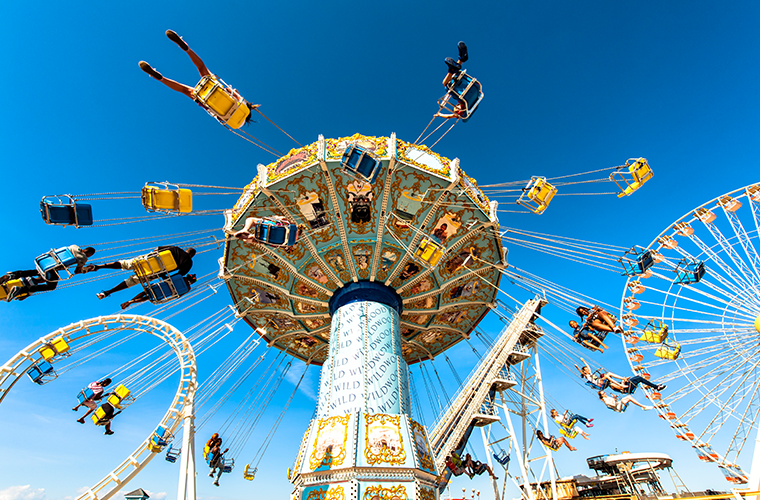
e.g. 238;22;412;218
221;133;507;365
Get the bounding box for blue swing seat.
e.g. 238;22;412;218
35;247;78;280
619;247;655;277
165;445;181;463
77;387;95;404
493;451;510;466
27;361;56;385
146;272;190;304
148;425;172;453
445;71;484;122
40;196;93;227
674;259;706;285
341;144;381;183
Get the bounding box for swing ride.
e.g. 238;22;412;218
7;23;760;500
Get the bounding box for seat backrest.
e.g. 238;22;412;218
268;226;287;245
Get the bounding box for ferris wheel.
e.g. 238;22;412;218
619;183;760;485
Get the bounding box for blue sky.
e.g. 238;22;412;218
2;1;760;500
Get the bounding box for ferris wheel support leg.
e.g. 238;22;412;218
747;426;760;499
502;394;535;500
480;425;501;500
535;352;558;500
176;405;196;500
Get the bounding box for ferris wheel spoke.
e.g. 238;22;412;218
700;218;760;290
676;361;753;426
699;358;760;443
687;232;760;298
721;206;760;282
647;274;747;310
725;375;760;463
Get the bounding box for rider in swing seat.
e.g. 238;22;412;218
139;30;259;127
1;246;95;301
435;41;470;120
535;429;576;452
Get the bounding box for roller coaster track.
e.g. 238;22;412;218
0;314;197;500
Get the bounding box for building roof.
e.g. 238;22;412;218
124;489;150;499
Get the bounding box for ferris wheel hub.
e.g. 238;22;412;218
755;315;760;334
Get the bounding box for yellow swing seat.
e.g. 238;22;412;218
193;75;250;129
39;336;70;361
243;464;256;480
517;177;557;214
133;250;178;279
640;320;668;344
106;384;132;409
611;158;653;198
654;339;681;360
415;238;445;267
0;279;27;301
142;182;193;214
558;424;578;439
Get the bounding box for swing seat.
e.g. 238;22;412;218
39;336;70;361
558;426;578;439
77;387;95;405
250;217;299;247
415;238;445;267
0;279;30;302
146;272;189;304
341;144;381;183
106;384;132;409
27;360;55;385
611;158;653;198
441;70;484;122
640;321;668;343
674;259;705;285
165;445;181;463
40;196;94;227
148;425;171;453
133;250;178;279
92;402;116;426
142;183;193;214
493;451;510;466
619;247;655;277
517;177;557;214
243;464;256;480
194;75;250;129
654;339;681;360
35;247;78;280
222;458;234;473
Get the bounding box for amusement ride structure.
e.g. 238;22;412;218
4;29;760;500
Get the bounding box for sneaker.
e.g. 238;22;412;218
77;418;85;424
105;430;114;435
6;287;22;302
458;41;469;63
444;57;462;74
209;472;214;477
586;423;594;428
166;30;189;51
657;384;667;391
213;481;219;487
588;418;594;422
139;61;163;81
97;291;108;300
644;405;654;411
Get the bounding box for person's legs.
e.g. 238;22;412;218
560;437;576;451
214;465;223;485
104;421;114;435
28;279;57;293
629;375;665;391
570;413;591;426
166;30;211;77
623;396;649;409
139;62;195;99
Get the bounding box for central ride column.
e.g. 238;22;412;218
292;282;440;500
